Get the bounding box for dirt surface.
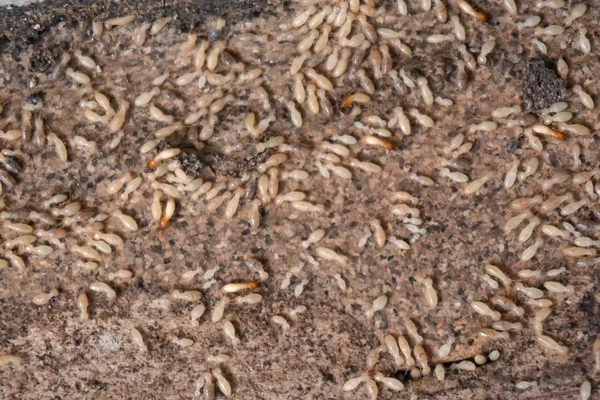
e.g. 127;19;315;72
0;0;599;399
0;0;280;73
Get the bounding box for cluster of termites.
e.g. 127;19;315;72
0;194;126;273
0;0;599;398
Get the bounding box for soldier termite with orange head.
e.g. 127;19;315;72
457;0;487;21
222;282;258;293
159;197;176;230
147;148;181;169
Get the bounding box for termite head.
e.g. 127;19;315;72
382;139;394;150
553;130;566;140
159;216;170;230
147;157;158;169
341;95;354;108
476;12;487;22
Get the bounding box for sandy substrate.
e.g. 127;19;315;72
0;0;599;399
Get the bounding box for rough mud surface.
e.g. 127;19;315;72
521;59;567;113
0;1;599;399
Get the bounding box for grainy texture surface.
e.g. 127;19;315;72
522;59;567;112
0;0;599;399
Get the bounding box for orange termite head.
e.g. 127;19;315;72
382;139;394;150
147;157;158;170
476;12;487;22
553;130;566;140
159;216;170;230
247;281;259;290
341;95;354;108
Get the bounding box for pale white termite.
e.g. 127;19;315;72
450;361;476;371
105;172;133;196
543;281;574;294
503;210;533;233
440;168;469;183
524;129;543;151
510;195;543;210
416;76;434;106
541;192;573;213
541;224;568;239
409;108;434;128
504;161;519;189
272;315;291;331
578;29;591;55
65;68;91;86
223;320;241;345
78;292;89;320
546;267;566;277
71;244;101;261
172;290;202;302
107;100;129;134
315;247;348;265
190;304;206;326
536;335;567;355
564;4;586;26
471;301;501;320
427;34;454;44
561;199;590;216
437;338;455;358
212;297;229;323
515;379;536;388
572;85;594;109
449;15;466;43
422;278;438;308
365;295;388;319
557;123;591;136
104;15;135;29
111;209;138;231
534;25;565;37
536;0;566;8
47;132;68;162
235;294;262;305
581;381;591;400
478;38;496;65
557;57;568;80
131;327;147;353
503;0;517;14
514;282;544;299
32;288;59;305
94;91;114;116
464;171;494;194
343;375;364;392
304;68;333;91
306;84;319;114
468;121;497;133
90;282;116;301
212;367;232;397
414;344;431;375
492;106;521;119
518;216;541;243
404;318;424;343
394;335;414;368
301;229;325;248
121;177;142;199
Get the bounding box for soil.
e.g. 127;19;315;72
0;1;599;399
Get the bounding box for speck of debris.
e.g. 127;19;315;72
521;59;566;113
